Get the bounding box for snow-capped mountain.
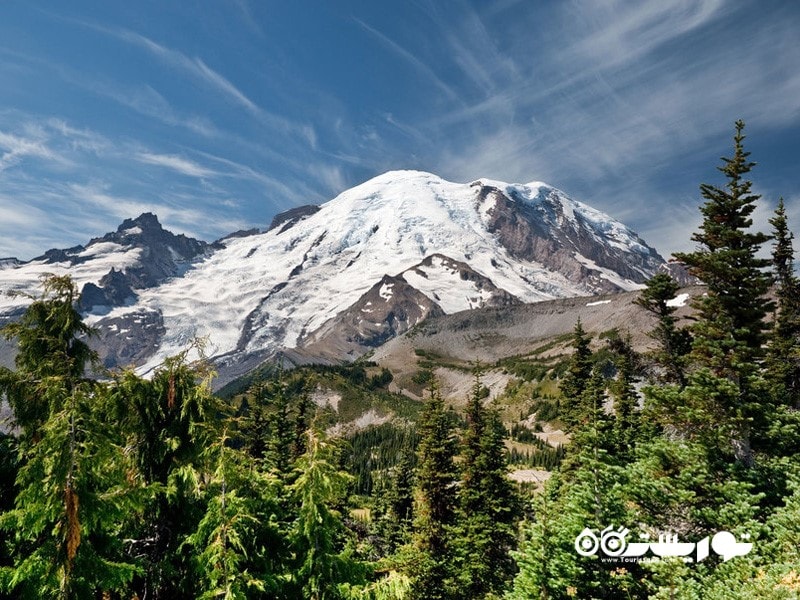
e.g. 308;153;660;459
0;170;665;383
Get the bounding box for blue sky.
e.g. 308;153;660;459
1;0;799;260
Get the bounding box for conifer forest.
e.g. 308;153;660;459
1;122;800;599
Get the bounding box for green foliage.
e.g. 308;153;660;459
455;373;521;598
186;427;284;599
558;319;593;427
508;438;566;471
411;368;434;386
766;198;800;409
0;275;97;438
407;383;459;600
0;383;142;599
289;429;364;600
674;120;772;358
635;272;691;386
342;423;419;497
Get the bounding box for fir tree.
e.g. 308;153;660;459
607;334;642;455
766;198;800;408
674;120;772;369
0;383;142;599
110;348;219;599
672;120;773;460
455;372;520;598
559;319;593;427
634;272;691;386
187;426;285;599
373;448;416;554
289;428;362;600
408;382;458;600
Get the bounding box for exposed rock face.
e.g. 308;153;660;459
69;213;214;313
90;212;212;289
216;228;261;243
479;183;663;291
91;309;166;369
267;205;321;233
0;258;21;270
79;268;136;311
302;274;446;360
400;254;520;309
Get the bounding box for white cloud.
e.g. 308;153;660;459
106;28;302;134
135;152;215;178
566;0;725;71
354;18;461;103
0;130;60;170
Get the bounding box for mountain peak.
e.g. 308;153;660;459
0;169;667;381
117;212;162;233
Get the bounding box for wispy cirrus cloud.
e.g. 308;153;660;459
102;27;310;137
110;29;260;114
0;129;61;170
353;18;461;103
0;114;257;257
399;1;800;256
135;152;215;178
565;0;726;71
87;81;219;138
67;182;247;236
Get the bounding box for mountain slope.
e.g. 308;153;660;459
0;170;666;380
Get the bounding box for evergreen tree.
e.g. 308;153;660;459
0;382;142;599
110;349;219;599
187;426;285;599
559;319;593;427
634;272;691;386
289;428;363;600
573;366;614;454
607;334;642;455
373;448;416;554
455;372;520;598
509;448;635;599
766;198;800;408
0;275;96;440
674;120;772;369
408;382;458;600
672;120;773;460
242;372;313;473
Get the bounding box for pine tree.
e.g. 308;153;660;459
766;198;800;407
559;319;593;427
672;120;773;461
634;272;691;386
408;382;458;600
455;372;520;598
674;120;772;370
